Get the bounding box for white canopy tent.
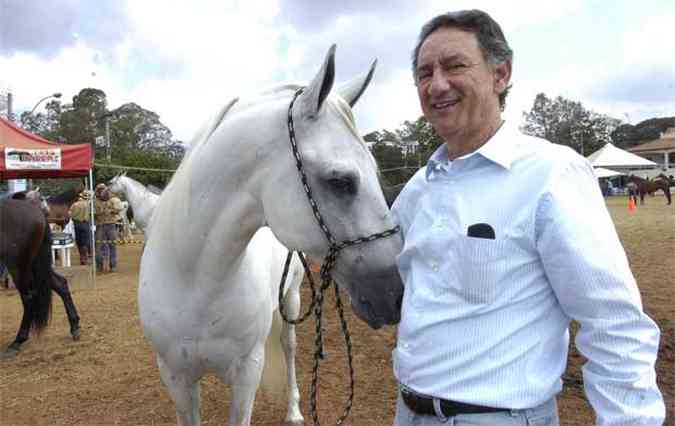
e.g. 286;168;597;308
593;167;625;179
586;143;658;169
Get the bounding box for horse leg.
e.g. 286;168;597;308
227;346;265;426
4;280;33;356
51;272;81;340
157;355;201;426
281;287;304;425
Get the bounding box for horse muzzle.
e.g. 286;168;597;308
336;265;404;329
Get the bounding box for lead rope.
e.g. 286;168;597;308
277;88;399;426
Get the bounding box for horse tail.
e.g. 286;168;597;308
29;221;54;334
261;308;287;398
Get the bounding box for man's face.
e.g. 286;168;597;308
98;189;110;201
415;27;510;145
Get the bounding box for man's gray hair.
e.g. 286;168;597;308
411;9;513;110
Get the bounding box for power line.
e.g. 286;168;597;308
93;162;176;173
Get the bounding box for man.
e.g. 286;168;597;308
392;10;664;426
626;177;639;205
94;183;124;273
69;190;92;265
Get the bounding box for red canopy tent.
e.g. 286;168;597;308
0;116;92;179
1;116;97;283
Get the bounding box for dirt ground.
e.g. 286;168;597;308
1;195;673;425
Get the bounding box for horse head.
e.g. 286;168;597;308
260;46;403;328
25;187;50;215
657;173;675;187
107;170;127;194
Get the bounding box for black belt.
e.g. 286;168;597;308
401;386;508;418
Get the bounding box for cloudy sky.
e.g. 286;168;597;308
2;0;674;144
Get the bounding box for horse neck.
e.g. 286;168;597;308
153;113;274;274
57;188;78;205
121;178;152;209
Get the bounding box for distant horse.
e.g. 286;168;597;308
139;46;403;425
0;195;81;357
107;172;160;233
627;175;671;205
657;173;675;188
46;183;85;226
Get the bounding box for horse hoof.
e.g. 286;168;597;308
1;347;20;359
71;328;81;341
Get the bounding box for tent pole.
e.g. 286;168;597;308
89;169;96;288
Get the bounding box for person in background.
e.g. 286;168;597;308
626;177;639;205
69;190;92;265
391;9;664;426
94;183;124;273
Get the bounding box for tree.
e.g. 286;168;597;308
20;99;63;140
19;87;186;191
59;88;108;145
371;141;407;185
397;116;443;164
521;93;621;156
611;117;675;148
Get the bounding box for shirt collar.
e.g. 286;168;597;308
425;120;517;181
426;144;450;181
474;120;517;170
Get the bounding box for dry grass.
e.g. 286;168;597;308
0;195;673;425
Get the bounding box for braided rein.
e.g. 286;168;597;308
277;88;399;426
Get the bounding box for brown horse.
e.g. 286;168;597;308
627;175;672;205
46;183;85;227
657;173;675;187
0;197;81;357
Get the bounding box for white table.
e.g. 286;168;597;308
52;233;75;268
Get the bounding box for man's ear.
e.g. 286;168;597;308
493;60;512;96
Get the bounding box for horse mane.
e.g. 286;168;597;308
49;187;80;205
183;84;374;174
11;191;27;200
120;175;159;196
147;185;163;195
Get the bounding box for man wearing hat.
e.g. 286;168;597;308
94;183;124;272
69;190;93;265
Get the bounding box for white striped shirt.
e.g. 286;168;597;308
391;122;665;425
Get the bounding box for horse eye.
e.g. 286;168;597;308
327;177;356;195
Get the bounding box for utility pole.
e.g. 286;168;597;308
7;92;13;122
105;116;111;161
580;132;584;157
6;92;29;192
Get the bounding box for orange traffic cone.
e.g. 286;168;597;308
628;197;637;212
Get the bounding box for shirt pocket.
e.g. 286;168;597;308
451;235;512;305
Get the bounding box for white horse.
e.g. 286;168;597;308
139;46;404;426
108;172;160;232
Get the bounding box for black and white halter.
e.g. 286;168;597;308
278;88;399;426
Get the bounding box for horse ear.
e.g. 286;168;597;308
297;45;336;119
336;59;377;108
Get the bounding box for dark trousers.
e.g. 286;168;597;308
74;221;92;250
96;223;118;269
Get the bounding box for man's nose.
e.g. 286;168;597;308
428;70;450;96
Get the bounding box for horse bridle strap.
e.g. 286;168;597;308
286;88;399;261
278;88;399;426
